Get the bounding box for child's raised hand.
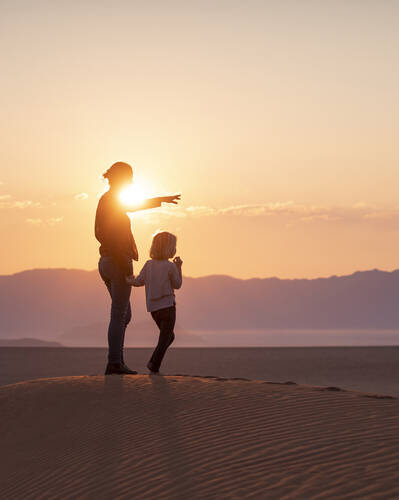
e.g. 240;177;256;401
173;256;183;267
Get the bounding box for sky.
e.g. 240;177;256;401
1;0;398;279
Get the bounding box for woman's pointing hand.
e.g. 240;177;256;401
161;194;181;205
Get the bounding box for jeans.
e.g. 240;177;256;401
150;306;176;371
99;256;133;364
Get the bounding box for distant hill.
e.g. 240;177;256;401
1;268;399;345
0;338;63;347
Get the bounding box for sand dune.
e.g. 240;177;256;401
1;375;398;500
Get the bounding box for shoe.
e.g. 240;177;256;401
146;361;159;374
105;363;138;375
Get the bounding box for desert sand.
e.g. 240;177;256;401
0;375;398;500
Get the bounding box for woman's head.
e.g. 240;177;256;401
103;162;133;188
150;231;177;260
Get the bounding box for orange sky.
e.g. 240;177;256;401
1;1;399;278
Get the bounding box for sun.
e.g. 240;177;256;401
117;175;155;208
119;183;147;206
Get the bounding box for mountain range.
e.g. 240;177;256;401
1;268;399;346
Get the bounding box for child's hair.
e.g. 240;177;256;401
150;231;177;260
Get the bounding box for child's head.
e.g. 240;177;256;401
150;231;177;260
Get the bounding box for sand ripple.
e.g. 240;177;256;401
0;375;398;499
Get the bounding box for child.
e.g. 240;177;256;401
126;231;183;373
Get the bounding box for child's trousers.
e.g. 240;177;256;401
150;305;176;371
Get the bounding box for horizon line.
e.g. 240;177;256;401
1;266;398;282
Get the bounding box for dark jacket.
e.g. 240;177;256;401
95;191;138;274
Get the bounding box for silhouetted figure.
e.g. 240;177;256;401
126;231;183;373
95;162;180;375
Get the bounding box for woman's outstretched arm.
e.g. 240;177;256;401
125;194;181;212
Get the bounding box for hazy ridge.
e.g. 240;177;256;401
1;268;399;345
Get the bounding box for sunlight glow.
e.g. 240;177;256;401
119;183;147;206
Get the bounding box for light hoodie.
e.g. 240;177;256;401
130;259;182;312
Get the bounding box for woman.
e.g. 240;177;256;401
95;161;180;375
